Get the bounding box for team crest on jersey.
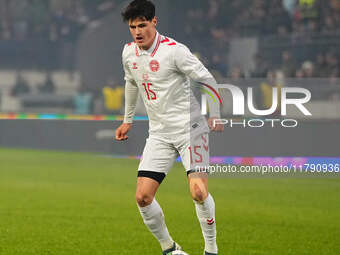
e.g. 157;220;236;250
132;62;138;69
149;60;160;72
142;73;149;81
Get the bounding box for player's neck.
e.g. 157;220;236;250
139;31;157;51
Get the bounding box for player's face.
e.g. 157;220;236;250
129;16;157;50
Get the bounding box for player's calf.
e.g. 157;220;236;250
188;175;217;254
194;194;218;254
137;199;176;252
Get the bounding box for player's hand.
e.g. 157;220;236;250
208;117;224;132
115;123;132;141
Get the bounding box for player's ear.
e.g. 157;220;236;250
152;16;157;27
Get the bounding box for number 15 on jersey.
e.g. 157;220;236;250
142;82;157;100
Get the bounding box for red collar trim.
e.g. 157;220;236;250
151;34;161;57
135;45;139;56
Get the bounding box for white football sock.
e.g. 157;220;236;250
194;193;218;254
138;199;174;251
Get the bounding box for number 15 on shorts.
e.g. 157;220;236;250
188;134;209;165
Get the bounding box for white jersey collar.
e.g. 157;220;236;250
135;31;161;57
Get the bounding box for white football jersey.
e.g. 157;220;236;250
122;31;219;135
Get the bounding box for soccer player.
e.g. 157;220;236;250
115;0;223;254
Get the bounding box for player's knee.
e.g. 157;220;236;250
136;192;154;207
191;183;208;203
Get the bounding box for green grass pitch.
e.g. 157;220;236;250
0;147;339;255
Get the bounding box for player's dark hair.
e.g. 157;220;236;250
121;0;155;22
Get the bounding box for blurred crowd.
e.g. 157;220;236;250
251;48;339;79
1;0;339;114
179;0;340;80
0;0;121;41
0;0;339;80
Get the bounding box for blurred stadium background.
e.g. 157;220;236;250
0;0;339;115
0;1;340;254
0;0;339;159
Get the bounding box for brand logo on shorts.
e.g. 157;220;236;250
149;60;160;72
207;218;215;225
192;123;199;129
132;62;138;69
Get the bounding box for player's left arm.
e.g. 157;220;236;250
174;44;224;131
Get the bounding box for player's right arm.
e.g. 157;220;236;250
115;122;132;141
115;44;139;141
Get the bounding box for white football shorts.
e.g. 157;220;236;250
138;130;209;175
